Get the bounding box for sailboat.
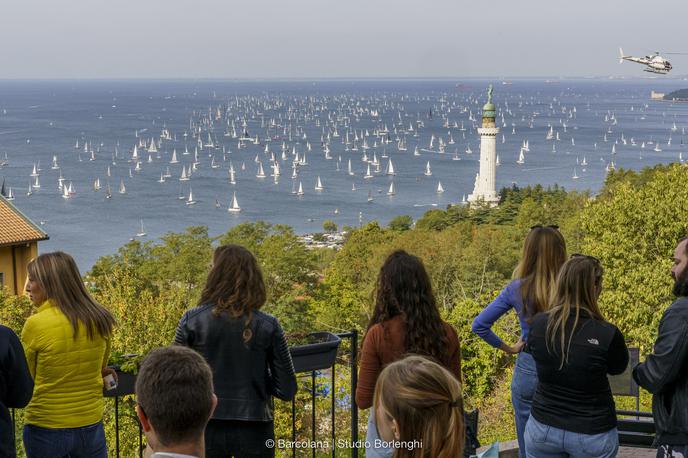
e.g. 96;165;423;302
61;183;70;199
386;159;396;176
256;161;266;178
170;150;179;164
517;148;526;165
572;168;579;180
30;163;39;177
228;192;241;213
387;182;396;196
364;164;373;179
424;161;432;176
6;187;14;201
296;181;304;196
496;155;501;166
436;181;445;194
179;166;190;181
581;156;588;166
136;220;147;237
119;179;126;194
27;180;33;196
315;176;324;191
93;178;101;191
348;159;354;176
186;188;196;205
105;182;112;199
32;176;40;189
51;155;60;170
367;190;374;202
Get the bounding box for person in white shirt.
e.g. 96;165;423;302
135;346;217;458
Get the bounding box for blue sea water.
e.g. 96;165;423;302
0;79;687;270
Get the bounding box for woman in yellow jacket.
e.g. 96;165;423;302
21;252;116;458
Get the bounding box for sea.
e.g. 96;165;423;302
1;79;687;270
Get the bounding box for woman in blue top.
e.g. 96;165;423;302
472;225;566;458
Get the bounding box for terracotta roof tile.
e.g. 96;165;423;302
0;195;49;246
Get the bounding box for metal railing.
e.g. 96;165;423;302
12;330;360;458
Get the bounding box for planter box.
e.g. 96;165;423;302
289;332;342;373
103;369;137;398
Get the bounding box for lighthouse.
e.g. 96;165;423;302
467;85;500;207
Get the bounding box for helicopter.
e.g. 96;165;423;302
618;48;686;74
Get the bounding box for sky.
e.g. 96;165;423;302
0;0;687;79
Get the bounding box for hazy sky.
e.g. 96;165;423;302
1;0;686;79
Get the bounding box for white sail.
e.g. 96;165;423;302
186;188;196;205
424;161;432;176
387;182;396;196
51;155;59;170
364;163;374;179
170;150;179;164
315;176;324;191
297;181;304;196
136;220;147;237
517;148;526;165
228;192;241;213
119;179;126;194
256;161;266;178
386;159;396;176
436;181;444;193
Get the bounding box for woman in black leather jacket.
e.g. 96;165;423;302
175;244;297;458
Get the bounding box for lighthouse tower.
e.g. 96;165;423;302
467;85;500;207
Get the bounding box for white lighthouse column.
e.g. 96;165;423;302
468;84;500;207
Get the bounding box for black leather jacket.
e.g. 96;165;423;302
174;304;297;422
633;296;688;445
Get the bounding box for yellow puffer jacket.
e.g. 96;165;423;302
21;301;110;428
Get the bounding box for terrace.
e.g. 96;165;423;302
9;333;657;457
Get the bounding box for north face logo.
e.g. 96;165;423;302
587;338;599;345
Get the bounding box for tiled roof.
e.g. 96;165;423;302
0;195;49;246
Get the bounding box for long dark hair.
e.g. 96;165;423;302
28;252;115;340
198;245;266;342
367;250;448;366
514;226;567;321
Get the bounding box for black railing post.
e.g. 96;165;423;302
351;329;358;458
331;362;336;458
292;397;296;458
311;371;316;458
115;396;120;458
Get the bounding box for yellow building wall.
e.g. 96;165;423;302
0;242;38;295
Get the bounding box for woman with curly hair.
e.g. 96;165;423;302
175;244;297;458
356;250;461;457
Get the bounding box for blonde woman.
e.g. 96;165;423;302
21;252;116;458
525;255;628;458
472;225;566;458
373;355;464;458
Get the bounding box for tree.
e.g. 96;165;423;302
388;215;413;231
323;220;338;233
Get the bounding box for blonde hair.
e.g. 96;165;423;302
374;355;464;458
27;252;115;340
514;226;567;320
546;255;604;368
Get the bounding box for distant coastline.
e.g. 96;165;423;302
664;88;688;101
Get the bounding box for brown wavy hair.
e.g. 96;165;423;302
367;250;449;367
514;226;567;321
375;355;464;458
198;245;266;342
27;252;115;340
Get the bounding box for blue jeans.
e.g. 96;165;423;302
524;415;618;458
365;409;393;458
511;352;538;458
23;422;107;458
